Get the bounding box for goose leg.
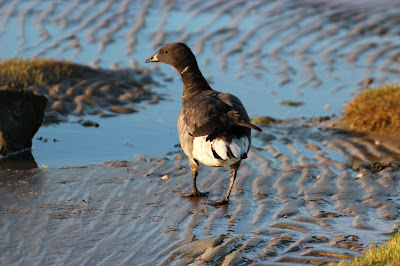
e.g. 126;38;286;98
209;161;241;206
180;158;207;197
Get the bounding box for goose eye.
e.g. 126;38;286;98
164;50;168;54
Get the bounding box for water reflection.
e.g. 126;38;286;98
0;152;38;170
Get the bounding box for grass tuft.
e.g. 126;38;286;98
0;58;98;90
341;84;400;136
336;232;400;265
251;116;282;125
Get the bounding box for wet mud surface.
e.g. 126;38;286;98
1;0;400;264
1;0;400;119
2;0;400;163
33;68;160;125
1;120;400;265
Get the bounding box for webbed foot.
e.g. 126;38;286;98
179;189;208;197
208;198;229;206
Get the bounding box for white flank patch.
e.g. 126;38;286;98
192;136;248;167
229;136;249;159
213;139;228;160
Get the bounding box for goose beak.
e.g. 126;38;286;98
145;53;159;63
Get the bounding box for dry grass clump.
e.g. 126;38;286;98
0;58;98;90
341;84;400;136
336;233;400;265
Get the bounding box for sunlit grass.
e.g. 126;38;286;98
0;58;98;90
251;116;282;125
336;233;400;265
341;84;400;136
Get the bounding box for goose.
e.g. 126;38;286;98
146;42;261;205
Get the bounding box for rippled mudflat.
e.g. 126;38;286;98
1;1;400;264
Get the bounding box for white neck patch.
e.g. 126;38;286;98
181;66;189;74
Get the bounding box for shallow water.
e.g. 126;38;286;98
1;2;400;264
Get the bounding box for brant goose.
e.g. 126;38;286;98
146;42;261;205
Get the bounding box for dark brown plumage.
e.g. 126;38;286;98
146;42;261;205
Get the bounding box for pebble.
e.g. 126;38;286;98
161;175;168;180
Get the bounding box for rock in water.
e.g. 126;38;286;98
0;90;47;156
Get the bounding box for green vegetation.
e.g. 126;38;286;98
336;233;400;265
341;84;400;136
0;58;98;90
251;116;282;125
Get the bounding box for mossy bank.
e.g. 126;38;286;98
341;84;400;136
336;233;400;265
0;58;159;124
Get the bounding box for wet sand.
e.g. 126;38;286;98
2;0;400;125
1;119;400;265
1;0;400;264
2;1;400;117
24;68;161;125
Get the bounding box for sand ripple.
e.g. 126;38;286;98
1;1;400;264
1;120;399;264
0;1;399;98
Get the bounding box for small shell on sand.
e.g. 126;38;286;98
161;175;168;180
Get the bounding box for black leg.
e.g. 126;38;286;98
180;158;208;197
209;161;241;206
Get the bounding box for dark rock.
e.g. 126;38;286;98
80;120;100;127
0;152;38;170
0;90;47;156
